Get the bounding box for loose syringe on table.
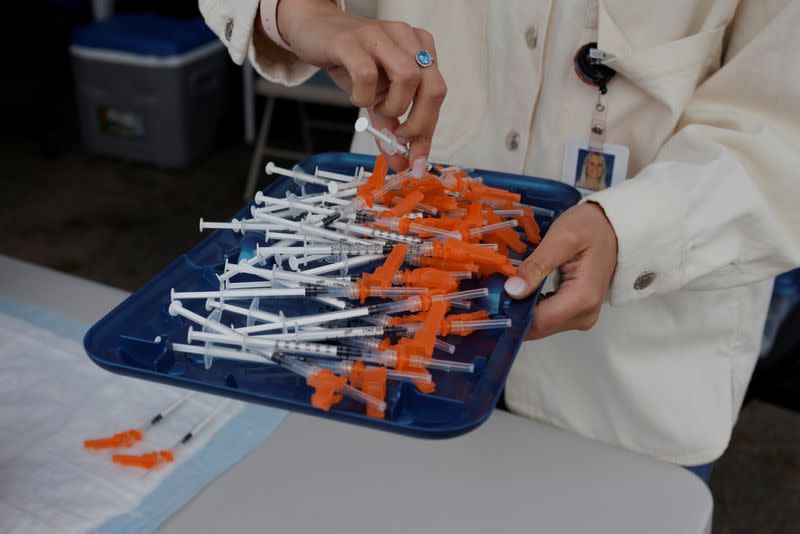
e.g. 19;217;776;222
162;118;550;420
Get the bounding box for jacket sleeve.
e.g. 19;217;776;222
198;0;325;86
588;0;800;305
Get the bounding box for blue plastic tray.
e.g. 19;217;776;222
84;153;581;438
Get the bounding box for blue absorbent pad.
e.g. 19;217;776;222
0;296;286;534
71;13;217;57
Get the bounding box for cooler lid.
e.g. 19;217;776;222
70;13;217;57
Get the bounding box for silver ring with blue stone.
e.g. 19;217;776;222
416;49;434;68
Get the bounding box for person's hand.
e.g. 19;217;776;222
503;202;618;340
271;0;447;173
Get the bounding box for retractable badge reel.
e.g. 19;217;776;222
564;42;629;193
574;42;615;149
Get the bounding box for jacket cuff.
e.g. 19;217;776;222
248;0;345;86
259;0;293;50
259;0;345;51
586;168;687;305
248;21;319;86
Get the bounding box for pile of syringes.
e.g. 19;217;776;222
166;118;549;419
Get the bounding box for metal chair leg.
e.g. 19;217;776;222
243;96;276;201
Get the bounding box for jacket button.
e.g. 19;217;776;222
634;272;656;290
225;18;234;41
506;130;520;151
525;26;538;49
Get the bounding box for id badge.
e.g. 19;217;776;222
562;138;629;195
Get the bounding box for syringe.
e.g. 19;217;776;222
313;165;364;183
365;288;489;315
255;243;392;258
253;193;336;217
252;324;408;343
111;400;232;470
457;219;520;241
173;342;274;365
319;171;411;227
170;286;345;301
187;328;362;361
357;214;462;240
270;352;387;413
83;393;193;451
254;211;378;246
404;253;480;273
265;162;339;194
308;357;432;384
232;288;486;335
354;117;409;158
331;220;423;245
344;338;474;373
402;317;513;337
344;326;456;355
224;262;356;289
294;254;386;276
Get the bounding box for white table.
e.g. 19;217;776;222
0;255;712;534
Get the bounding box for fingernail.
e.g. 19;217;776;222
396;135;410;144
504;276;530;297
411;158;427;178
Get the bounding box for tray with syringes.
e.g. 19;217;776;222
84;152;581;438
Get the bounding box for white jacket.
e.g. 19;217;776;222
200;0;800;464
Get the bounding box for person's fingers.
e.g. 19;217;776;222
526;278;603;340
504;224;585;299
368;110;408;171
360;25;423;119
394;29;447;170
407;137;432;176
329;39;380;108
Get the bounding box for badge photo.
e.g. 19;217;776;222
562;138;629;195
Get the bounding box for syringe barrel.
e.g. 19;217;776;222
370;174;408;199
449;318;512;332
340;337;382;352
435;174;456;189
372;217;401;232
273;353;315;379
424;357;475;373
387;369;432;383
404;254;422;267
368;286;428;298
434;339;457;354
274;339;343;359
435;288;489;303
369;296;421;315
238;306;370;333
410;242;435;257
318;286;358;299
341;196;368;215
360;314;392;327
469;219;519;238
291;165;333;188
337;221;422;245
493;208;525;217
171;287;305;300
408;201;438;215
273;269;353;289
409;223;461;240
341;383;387;412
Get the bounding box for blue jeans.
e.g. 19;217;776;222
684;462;714;485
